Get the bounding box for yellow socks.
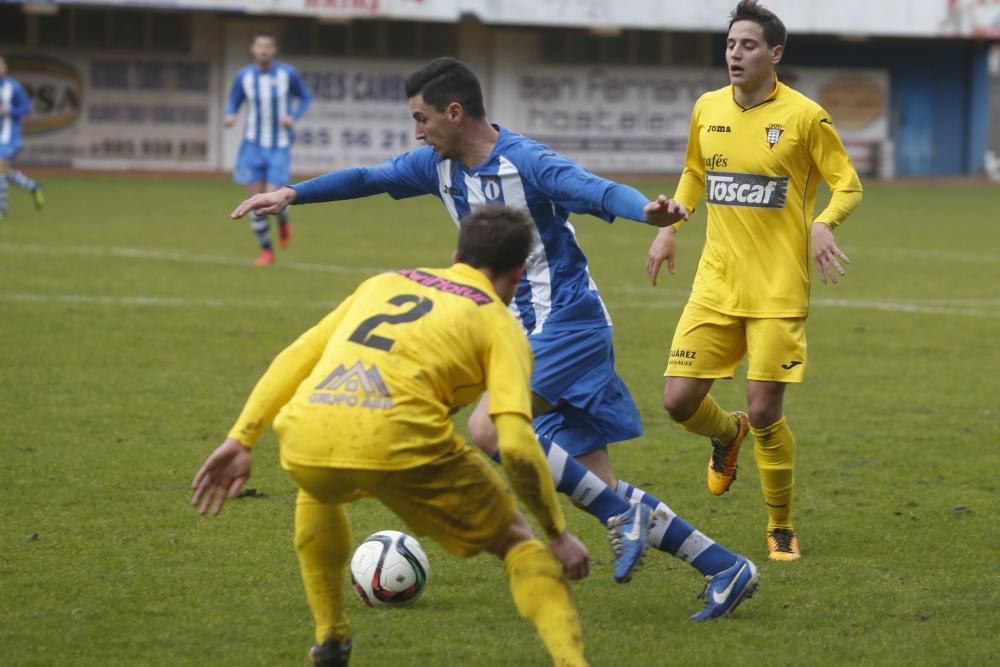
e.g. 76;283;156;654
680;394;740;443
751;416;797;530
294;492;353;645
504;539;588;667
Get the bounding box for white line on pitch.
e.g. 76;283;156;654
0;242;387;274
2;292;339;309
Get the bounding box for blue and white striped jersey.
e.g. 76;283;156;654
0;77;31;152
226;61;312;150
295;126;650;334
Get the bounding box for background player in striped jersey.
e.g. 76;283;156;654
646;0;863;561
224;33;312;266
0;56;45;222
232;57;759;620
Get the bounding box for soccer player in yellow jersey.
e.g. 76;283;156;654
646;0;863;561
191;205;591;667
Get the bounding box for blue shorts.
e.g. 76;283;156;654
233;141;290;186
529;326;643;456
0;144;21;160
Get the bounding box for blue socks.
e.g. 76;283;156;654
491;436;630;525
615;481;738;576
250;213;273;250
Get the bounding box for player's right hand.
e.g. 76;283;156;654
549;530;590;581
231;187;297;219
191;438;252;516
223;115;237;127
646;225;677;286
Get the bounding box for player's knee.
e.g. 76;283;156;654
662;390;697;422
748;405;782;430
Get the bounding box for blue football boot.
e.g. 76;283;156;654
689;555;759;621
607;500;652;583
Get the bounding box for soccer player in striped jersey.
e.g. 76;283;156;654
0;56;45;222
233;57;759;620
647;0;863;562
225;33;312;266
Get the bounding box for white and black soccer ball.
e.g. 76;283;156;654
350;530;430;607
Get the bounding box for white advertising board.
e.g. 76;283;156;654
492;65;889;175
8;52;220;170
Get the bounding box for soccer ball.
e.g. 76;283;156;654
350;530;430;607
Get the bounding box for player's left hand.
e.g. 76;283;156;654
811;222;850;285
646;225;677;286
191;438;252;516
281;115;295;129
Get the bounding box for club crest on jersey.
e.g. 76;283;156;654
765;124;785;149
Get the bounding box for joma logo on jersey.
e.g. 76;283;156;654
707;125;732;133
705;171;788;209
704;153;728;169
308;361;393;410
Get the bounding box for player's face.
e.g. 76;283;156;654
726;21;782;89
250;37;277;66
409;94;461;159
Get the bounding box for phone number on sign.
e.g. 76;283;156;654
297;128;412;150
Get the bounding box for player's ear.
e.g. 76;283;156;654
770;44;784;65
446;101;464;123
452;250;461;264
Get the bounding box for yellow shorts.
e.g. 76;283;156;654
282;447;517;559
665;301;807;383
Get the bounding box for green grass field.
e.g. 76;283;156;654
1;175;997;666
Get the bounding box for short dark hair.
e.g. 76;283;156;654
252;32;277;45
457;205;533;274
405;57;487;120
729;0;787;49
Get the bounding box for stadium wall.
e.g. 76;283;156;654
0;4;992;178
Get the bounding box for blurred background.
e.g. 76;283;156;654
0;0;997;180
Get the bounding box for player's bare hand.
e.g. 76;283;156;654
811;222;850;285
643;195;688;228
224;115;237;128
646;225;677;286
549;530;590;581
191;438;252;516
231;187;297;219
281;115;295;129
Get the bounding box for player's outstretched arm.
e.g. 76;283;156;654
646;224;678;286
191;438;252;516
811;222;850;285
231;186;297;219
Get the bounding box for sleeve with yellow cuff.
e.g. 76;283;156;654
494;412;567;538
484;315;566;538
809;108;863;229
227;295;356;448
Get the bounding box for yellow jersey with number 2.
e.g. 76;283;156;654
228;263;533;471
